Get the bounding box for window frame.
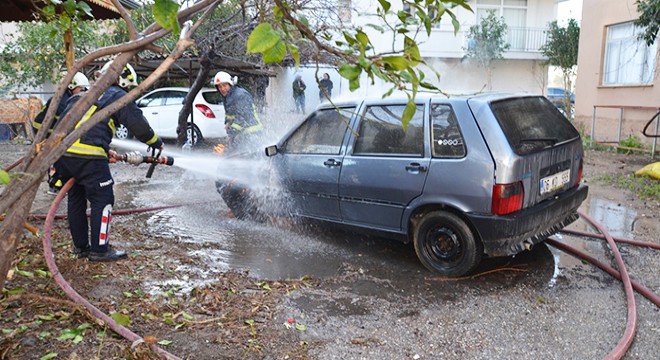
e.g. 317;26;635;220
603;21;658;86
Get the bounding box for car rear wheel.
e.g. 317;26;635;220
115;124;132;139
413;211;482;277
187;124;203;145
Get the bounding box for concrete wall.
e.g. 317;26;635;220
575;0;660;146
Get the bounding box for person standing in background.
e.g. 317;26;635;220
292;75;306;113
319;73;333;102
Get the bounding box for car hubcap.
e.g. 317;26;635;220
116;125;128;139
426;226;462;262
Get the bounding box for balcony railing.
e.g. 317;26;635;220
505;27;548;52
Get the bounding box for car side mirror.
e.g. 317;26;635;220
265;145;278;157
136;99;147;108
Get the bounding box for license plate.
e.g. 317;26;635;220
540;169;571;194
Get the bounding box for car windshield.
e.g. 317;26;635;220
490;97;580;155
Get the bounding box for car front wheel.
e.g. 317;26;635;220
413;211;482;277
115;124;132;139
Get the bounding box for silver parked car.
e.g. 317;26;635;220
217;93;588;277
115;87;226;142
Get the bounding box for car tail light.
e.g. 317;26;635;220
195;104;216;118
492;182;524;215
576;157;583;185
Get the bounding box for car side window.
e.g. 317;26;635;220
353;104;424;156
431;104;465;158
163;91;186;106
202;91;223;105
138;92;166;107
283;107;354;155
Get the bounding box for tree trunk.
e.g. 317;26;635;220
177;51;213;146
0;181;40;290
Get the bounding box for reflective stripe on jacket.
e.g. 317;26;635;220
59;85;162;159
224;86;262;138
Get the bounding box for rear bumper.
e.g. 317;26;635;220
466;184;588;257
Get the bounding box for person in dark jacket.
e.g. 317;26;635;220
32;72;90;195
292;75;306;113
213;71;263;154
54;62;163;262
318;73;333;102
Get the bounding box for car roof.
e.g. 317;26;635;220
144;87;217;92
317;91;539;110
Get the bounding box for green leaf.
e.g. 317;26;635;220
35;269;49;277
42;5;56;17
63;0;76;16
295;323;306;331
0;170;10;185
158;339;173;345
153;0;180;33
349;78;360;91
339;64;361;81
245;319;254;325
377;0;391;13
382;56;409;71
262;39;286;63
181;312;194;320
404;37;421;66
111;312;131;327
15;268;34;278
247;23;281;54
356;30;369;48
76;2;93;18
57;329;80;341
287;43;300;68
40;353;58;360
401;101;416;130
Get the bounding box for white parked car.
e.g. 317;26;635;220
115;87;226;142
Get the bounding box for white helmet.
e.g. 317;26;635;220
100;61;138;88
213;71;236;86
68;72;90;90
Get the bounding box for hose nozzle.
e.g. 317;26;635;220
120;151;174;166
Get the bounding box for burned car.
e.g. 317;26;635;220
216;93;588;277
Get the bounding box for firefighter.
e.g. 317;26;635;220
54;62;163;262
32;72;90;195
213;71;263;154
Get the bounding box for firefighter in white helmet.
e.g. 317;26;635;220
32;72;91;195
54;61;163;262
213;71;263;153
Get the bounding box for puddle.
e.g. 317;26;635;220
547;196;639;288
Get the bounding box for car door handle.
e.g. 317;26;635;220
323;159;342;167
405;163;427;173
151;112;159;115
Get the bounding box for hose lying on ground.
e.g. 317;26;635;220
41;178;182;360
550;211;638;360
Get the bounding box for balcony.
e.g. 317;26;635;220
413;26;549;60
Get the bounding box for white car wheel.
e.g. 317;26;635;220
115;124;131;139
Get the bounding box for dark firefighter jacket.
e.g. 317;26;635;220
224;85;263;139
31;91;72;135
59;85;162;159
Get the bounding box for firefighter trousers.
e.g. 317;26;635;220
54;156;115;253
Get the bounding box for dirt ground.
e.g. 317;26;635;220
1;141;659;360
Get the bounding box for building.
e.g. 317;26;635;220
574;0;659;149
267;0;565;113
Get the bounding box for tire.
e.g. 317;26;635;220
413;211;483;277
115;123;132;139
187;124;203;145
219;182;266;221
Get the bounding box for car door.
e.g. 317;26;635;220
339;101;430;231
157;90;188;137
136;90;167;134
276;106;356;221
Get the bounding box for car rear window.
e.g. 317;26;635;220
202;91;223;105
490;97;580;155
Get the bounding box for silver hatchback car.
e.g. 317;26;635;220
217;93;588;277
